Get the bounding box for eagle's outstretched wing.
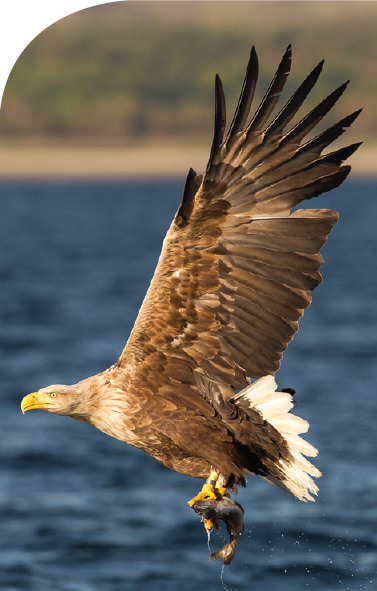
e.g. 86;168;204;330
21;46;362;510
117;45;360;397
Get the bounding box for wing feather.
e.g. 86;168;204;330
118;46;360;405
226;45;258;141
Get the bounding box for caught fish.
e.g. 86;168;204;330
192;496;244;565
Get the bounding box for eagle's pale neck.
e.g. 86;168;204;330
72;371;137;445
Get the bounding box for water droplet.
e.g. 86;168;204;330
206;527;211;553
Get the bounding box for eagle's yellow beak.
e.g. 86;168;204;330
21;392;54;414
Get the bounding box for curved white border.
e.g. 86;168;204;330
0;0;119;108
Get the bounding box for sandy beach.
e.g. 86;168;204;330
0;144;375;180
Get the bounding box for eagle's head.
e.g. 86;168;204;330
21;384;81;416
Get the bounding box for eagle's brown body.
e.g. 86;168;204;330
22;45;360;503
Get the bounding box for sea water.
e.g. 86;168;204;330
0;179;376;590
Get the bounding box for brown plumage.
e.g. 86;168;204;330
21;45;361;505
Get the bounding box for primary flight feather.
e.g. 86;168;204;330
21;45;361;560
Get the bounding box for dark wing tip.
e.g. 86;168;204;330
250;45;257;61
342;80;350;91
354;107;363;118
283;44;293;67
206;74;227;173
345;108;362;129
247;44;292;134
264;56;326;139
315;59;325;75
343;141;363;158
175;167;199;226
226;45;259;142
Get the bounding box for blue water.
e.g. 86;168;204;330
1;178;376;591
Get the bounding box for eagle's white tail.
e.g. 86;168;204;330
232;375;321;502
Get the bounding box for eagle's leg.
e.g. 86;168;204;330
188;470;225;530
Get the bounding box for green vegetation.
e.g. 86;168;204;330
0;2;375;144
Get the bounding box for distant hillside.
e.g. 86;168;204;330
0;1;374;144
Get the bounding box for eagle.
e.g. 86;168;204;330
21;45;360;552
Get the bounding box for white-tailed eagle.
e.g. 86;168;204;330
21;45;361;563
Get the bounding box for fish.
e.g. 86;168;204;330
192;496;244;564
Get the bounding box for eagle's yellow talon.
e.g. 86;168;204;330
188;482;217;506
217;486;227;496
201;483;218;499
188;481;227;507
204;518;214;530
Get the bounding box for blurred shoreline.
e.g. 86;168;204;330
0;144;375;180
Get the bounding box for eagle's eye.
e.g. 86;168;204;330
49;392;58;398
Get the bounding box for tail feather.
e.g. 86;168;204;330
232;375;321;502
269;413;309;435
254;392;294;419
